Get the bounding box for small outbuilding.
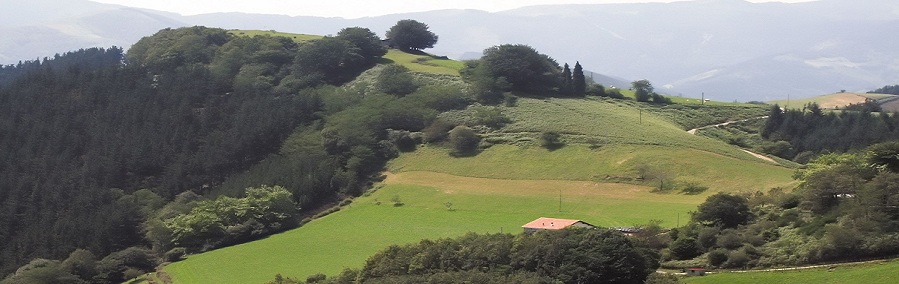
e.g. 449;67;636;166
521;217;596;234
685;268;706;276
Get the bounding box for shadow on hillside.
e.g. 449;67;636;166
544;143;565;151
394;49;451;59
449;149;481;158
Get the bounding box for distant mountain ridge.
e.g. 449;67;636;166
2;0;898;101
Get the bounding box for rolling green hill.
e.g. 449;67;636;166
164;93;795;283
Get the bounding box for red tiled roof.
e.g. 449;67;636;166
521;217;585;230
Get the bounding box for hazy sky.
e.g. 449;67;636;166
90;0;817;19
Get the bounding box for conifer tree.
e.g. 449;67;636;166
573;61;586;96
560;63;573;96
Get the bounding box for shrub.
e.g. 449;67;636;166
540;131;563;149
473;107;510;128
163;247;187;263
680;182;708;195
669;237;701;260
387;129;416;152
423;119;455;143
724;250;750;268
707;249;729;267
449;126;480;155
376;64;418;96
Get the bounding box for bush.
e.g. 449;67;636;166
163;247;187;263
449;126;480;155
376;64;417;96
473;107;510;129
724;250;750;268
680;182;708;195
540;131;563;149
670;237;702;260
422;119;455;143
387;129;416;152
707;249;729;267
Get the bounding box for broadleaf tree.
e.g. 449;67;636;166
385;19;438;51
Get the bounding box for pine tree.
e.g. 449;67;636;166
573;61;586;96
560;63;573;96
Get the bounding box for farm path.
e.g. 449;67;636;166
663;258;896;276
686;116;768;134
686;116;777;164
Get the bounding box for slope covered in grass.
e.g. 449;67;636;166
165;97;796;283
683;260;899;284
381;50;463;76
389;144;794;194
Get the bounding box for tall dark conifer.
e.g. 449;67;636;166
560;63;573;96
573;61;586;96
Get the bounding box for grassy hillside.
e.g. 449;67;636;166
229;29;322;42
381;50;463;76
683;260;899;284
164;95;796;283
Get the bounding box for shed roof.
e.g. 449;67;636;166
521;217;592;230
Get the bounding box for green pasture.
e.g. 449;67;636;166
389;144;795;194
381;50;463;76
165;172;702;283
484;97;764;160
229;30;321;42
683;259;899;284
767;92;878;110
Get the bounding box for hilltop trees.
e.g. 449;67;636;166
464;44;561;95
386;19;438;51
336;27;387;64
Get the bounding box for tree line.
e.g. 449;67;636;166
760;103;899;161
268;228;658;284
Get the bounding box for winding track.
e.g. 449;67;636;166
686;116;777;164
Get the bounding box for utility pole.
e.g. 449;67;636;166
701;92;705;105
639;109;642;124
558;188;562;212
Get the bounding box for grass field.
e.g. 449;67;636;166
683;260;899;284
165;172;704;284
229;30;322;42
389;144;795;194
767;92;885;109
381;50;463;76
457;97;767;161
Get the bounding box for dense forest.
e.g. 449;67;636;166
760;103;899;161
